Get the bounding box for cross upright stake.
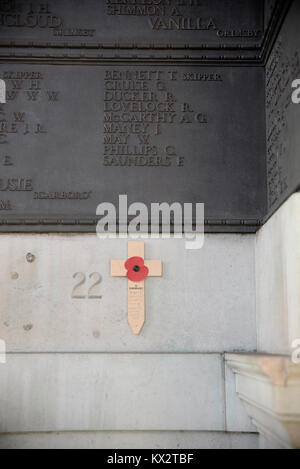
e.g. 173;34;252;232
110;242;163;335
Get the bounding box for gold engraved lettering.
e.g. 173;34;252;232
46;91;59;102
0;0;63;29
0;199;11;210
3;155;13;166
0;178;33;192
27;90;39;101
102;69;210;169
14;112;25;122
34;191;92;200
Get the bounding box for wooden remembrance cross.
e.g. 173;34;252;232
111;242;163;335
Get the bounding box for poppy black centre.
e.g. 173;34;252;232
133;265;140;272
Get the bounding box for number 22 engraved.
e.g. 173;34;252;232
72;272;102;299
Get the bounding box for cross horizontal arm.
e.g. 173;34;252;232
111;259;162;278
111;260;127;277
145;260;163;277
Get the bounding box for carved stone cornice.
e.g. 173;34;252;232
226;353;300;449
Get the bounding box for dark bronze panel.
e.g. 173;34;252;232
0;63;266;231
266;0;300;218
0;0;264;54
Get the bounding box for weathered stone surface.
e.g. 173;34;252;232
0;431;259;450
0;234;256;352
0;353;225;433
256;194;300;354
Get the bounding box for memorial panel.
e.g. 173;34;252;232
266;0;300;218
0;63;266;231
0;0;264;54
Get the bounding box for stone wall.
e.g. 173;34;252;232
0;234;257;448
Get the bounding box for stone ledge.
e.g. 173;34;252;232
0;353;225;433
0;431;259;450
225;353;300;449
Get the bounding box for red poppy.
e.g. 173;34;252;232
125;256;149;282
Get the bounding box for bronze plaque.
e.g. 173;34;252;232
0;63;266;231
0;0;264;55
